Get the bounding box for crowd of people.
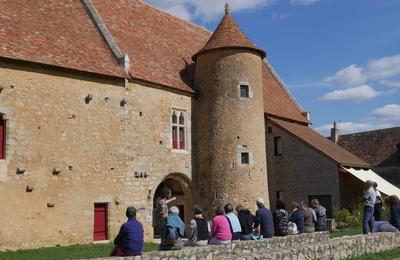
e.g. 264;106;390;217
362;180;400;234
109;183;400;256
110;187;331;256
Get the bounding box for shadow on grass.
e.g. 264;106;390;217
330;226;362;238
0;242;159;260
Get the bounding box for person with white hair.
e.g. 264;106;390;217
254;197;274;238
159;206;185;251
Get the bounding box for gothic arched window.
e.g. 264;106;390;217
171;110;186;150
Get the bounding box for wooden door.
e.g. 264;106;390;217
93;204;107;241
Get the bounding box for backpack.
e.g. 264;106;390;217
164;226;180;245
288;222;298;235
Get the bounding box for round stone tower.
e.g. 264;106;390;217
192;4;270;214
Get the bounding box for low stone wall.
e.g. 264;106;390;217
99;232;400;260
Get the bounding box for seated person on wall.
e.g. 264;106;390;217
111;207;144;257
185;205;209;247
289;202;305;234
236;204;255;240
386;195;400;230
224;203;242;241
159;206;185;251
300;201;316;233
209;207;232;245
311;199;327;232
254;197;274;239
273;200;289;236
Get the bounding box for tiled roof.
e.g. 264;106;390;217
269;118;369;167
0;0;124;77
263;65;309;124
192;12;266;61
91;0;211;93
338;127;400;166
0;0;308;123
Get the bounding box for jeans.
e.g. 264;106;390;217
374;204;383;221
363;206;374;234
315;225;326;232
240;233;252;240
209;237;231;245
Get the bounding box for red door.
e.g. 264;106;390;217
0;118;5;160
93;204;107;241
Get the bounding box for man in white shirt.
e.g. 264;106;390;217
363;180;377;234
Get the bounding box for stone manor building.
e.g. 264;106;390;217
0;0;389;250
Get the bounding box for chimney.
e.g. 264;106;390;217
330;121;339;143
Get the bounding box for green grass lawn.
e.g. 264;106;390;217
349;247;400;260
0;242;159;260
330;226;362;238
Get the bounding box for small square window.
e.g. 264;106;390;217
241;152;250;164
240;85;249;98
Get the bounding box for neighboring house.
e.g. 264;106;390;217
337;126;400;188
0;0;388;250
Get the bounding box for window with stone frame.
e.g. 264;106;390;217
171;110;186;150
0;114;5;160
240;84;250;98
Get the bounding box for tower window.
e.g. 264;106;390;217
171;110;186;150
274;136;282;156
0;115;5;160
241;152;250;164
240;85;249;98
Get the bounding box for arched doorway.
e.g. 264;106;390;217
153;174;192;237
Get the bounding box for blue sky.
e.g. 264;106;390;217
145;0;400;135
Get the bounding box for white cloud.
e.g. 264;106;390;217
325;65;367;88
290;0;319;6
367;54;400;80
380;80;400;88
370;104;400;121
314;103;400;135
320;85;380;102
145;0;272;22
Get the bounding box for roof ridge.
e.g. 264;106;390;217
138;0;212;34
339;126;400;136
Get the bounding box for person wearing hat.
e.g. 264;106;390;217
185;206;209;246
254;197;274;238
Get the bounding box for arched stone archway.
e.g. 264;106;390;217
152;173;192;237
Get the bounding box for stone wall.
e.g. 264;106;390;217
266;121;340;213
0;60;192;249
102;232;400;260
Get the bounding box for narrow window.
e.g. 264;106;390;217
240;84;249;98
171;110;186;150
274;136;282;156
0;115;5;160
93;203;108;241
241;152;250;164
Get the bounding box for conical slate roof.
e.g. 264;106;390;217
192;7;266;61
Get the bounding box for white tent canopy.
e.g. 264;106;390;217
342;166;400;198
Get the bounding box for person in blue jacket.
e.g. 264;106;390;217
112;207;144;256
289;202;305;234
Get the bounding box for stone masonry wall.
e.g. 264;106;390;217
193;49;269;216
103;232;400;260
266;121;340;212
0;60;192;250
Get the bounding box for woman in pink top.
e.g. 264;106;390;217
209;207;232;245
